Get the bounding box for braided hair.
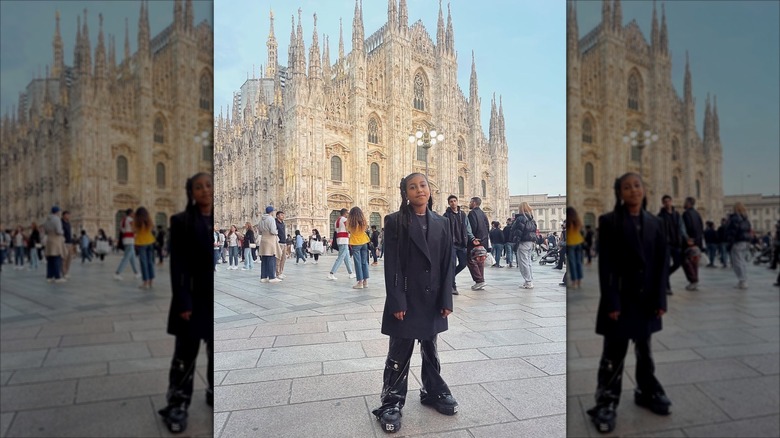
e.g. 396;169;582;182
396;172;431;273
612;172;647;213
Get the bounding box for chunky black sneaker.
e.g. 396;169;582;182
634;389;671;415
372;406;401;433
586;403;616;434
420;392;458;415
158;404;188;434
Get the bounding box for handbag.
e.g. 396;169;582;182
96;240;110;254
485;252;496;266
310;240;324;254
249;243;256;248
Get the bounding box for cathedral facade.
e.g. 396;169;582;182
0;1;213;235
214;1;509;235
567;0;724;226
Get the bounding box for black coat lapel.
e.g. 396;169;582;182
409;211;432;266
622;212;646;265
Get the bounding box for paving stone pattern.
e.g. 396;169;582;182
214;252;567;437
0;254;212;437
567;258;780;437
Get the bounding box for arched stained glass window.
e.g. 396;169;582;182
582;118;594;143
585;162;594;188
156;162;165;188
628;72;641;111
370;163;380;186
199;72;211;110
413;73;425;111
458;176;464;196
368;118;380;144
117;156;128;184
154;116;165;143
331;156;342;181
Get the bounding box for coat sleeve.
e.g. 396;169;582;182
598;214;621;313
655;218;670;312
439;218;454;312
383;214;407;313
168;214;193;315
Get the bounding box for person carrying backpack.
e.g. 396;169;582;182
511;202;538;289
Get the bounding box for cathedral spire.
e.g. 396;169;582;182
499;95;505;143
650;0;659;50
469;51;478;98
52;10;64;77
309;13;321;79
387;0;397;32
683;51;693;105
489;93;497;143
232;92;240;122
295;8;306;75
124;18;131;62
322;34;332;83
288;14;296;72
436;0;445;51
713;95;720;143
94;13;106;80
108;34;116;76
703;93;712;143
266;9;278;78
660;3;669;55
174;0;183;31
612;0;622;34
352;0;364;53
139;1;150;56
399;0;408;32
601;0;612;32
82;9;92;76
185;0;194;32
74;14;82;72
445;3;454;54
567;1;579;54
338;18;345;62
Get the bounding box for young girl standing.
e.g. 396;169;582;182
587;172;671;433
372;173;457;433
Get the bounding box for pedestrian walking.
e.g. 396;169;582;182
79;230;93;263
566;207;584;289
466;197;490;290
134;207;156;289
347;207;370;289
308;229;323;264
95;229;110;263
258;206;281;283
114;208;140;280
226;225;240;270
372;172;457;433
43;206;66;282
242;222;255;270
511;202;537;289
158;172;214;433
327;208;355;280
587;172;671;433
294;230;307;264
725;202;753;289
489;221;505;268
28;221;41;270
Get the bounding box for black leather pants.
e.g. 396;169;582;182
595;335;662;407
375;336;451;413
166;335;214;407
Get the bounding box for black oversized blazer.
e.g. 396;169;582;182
380;210;454;339
596;209;669;340
167;211;214;342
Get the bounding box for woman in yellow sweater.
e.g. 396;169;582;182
566;207;585;289
347;206;371;289
134;206;157;289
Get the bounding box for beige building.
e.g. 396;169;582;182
723;194;780;235
214;1;510;235
0;1;213;235
510;194;567;233
566;0;724;226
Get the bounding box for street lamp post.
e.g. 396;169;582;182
408;128;444;176
622;129;658;176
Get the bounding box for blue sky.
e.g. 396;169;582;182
0;1;212;115
214;0;567;197
577;0;779;197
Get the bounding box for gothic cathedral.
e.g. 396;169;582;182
0;1;213;234
214;1;510;234
567;0;724;225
